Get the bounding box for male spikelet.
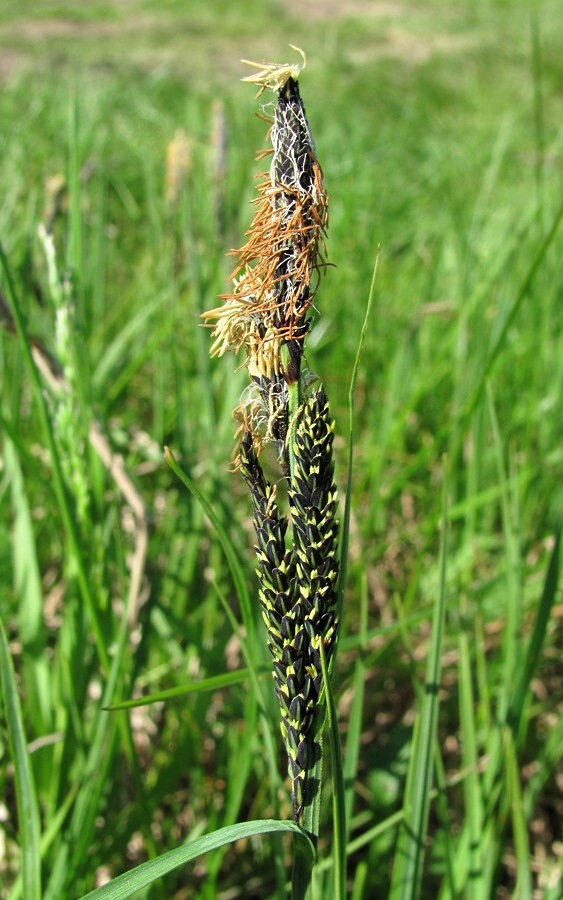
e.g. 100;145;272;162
202;51;328;395
204;52;339;825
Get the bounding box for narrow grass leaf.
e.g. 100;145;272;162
465;198;563;420
319;640;346;900
432;746;458;898
389;462;449;900
508;526;561;740
0;618;42;900
4;440;43;647
78;820;314;900
44;599;136;897
457;614;485;899
338;249;379;619
67;88;83;284
0;244;109;673
531;12;546;227
487;385;523;723
164;446;257;649
343;574;368;840
350;862;368;900
7;782;79;900
504;728;532;900
4;437;52;734
105;665;271;710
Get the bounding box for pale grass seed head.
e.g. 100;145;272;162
165;128;193;208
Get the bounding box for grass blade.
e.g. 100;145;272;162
465;198;563;420
338;249;379;622
78;819;314;900
389;461;449;900
44;603;141;898
320;640;346;900
504;728;532;900
4;437;52;734
343;574;368;840
164;446;257;649
509;526;561;739
0;618;42;900
105;665;271;710
457;610;485;899
0;243;109;673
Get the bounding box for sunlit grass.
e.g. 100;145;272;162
1;2;563;898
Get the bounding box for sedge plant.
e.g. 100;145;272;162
203;49;343;890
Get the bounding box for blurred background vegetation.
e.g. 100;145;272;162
1;1;562;897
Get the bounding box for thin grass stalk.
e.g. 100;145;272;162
0;245;110;674
463;198;563;422
0;619;42;900
339;251;379;619
43;581;133;898
504;728;533;900
389;460;449;900
164;447;258;652
319;639;346;900
432;745;458;898
458;602;484;900
343;574;368;843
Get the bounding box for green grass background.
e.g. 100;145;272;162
1;1;563;897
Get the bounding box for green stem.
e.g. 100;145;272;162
320;640;346;900
291;707;323;900
292;836;315;900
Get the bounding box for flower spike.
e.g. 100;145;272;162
203;58;339;828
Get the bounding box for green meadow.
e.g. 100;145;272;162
1;1;562;897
